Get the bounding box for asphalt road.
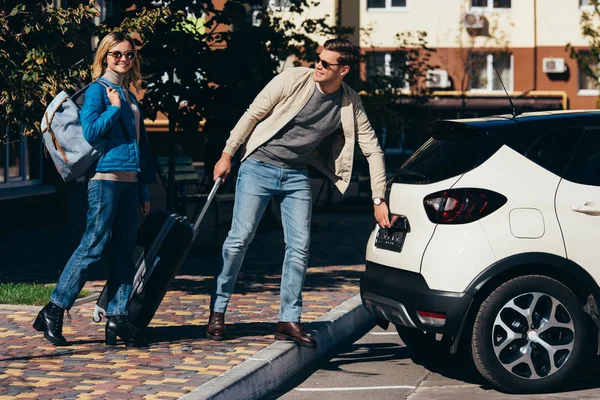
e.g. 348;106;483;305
269;325;600;400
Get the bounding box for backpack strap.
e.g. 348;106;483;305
42;79;106;134
95;77;131;141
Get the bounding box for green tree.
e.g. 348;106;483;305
114;0;350;208
358;28;437;159
0;0;99;141
568;0;600;107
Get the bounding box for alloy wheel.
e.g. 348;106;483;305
492;292;575;380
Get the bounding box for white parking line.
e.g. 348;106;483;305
295;385;416;392
368;332;398;335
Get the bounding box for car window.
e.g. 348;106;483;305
396;122;501;184
563;127;600;186
525;126;584;177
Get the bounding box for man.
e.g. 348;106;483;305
207;38;391;349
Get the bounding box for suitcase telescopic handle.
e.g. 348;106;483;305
193;177;223;234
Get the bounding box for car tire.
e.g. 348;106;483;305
471;275;589;393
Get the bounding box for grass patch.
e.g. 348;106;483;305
0;283;92;306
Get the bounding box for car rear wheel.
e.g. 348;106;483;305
471;275;589;393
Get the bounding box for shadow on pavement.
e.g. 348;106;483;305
169;267;363;295
147;321;277;343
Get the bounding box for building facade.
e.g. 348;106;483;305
2;0;599;219
329;0;599;114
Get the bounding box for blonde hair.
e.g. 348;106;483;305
91;32;142;90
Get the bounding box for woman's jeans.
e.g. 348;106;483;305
211;157;312;322
50;179;139;316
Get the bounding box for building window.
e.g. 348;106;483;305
0;129;43;188
471;0;511;9
468;52;513;92
578;52;600;93
367;0;408;11
268;0;290;9
366;52;409;90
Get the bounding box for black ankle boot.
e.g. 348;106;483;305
105;315;148;347
33;302;68;346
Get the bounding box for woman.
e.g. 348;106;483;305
33;32;155;347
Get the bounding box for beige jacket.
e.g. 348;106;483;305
223;67;386;198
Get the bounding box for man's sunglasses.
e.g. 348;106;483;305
107;51;135;61
316;57;342;69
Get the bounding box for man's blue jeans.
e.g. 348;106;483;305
211;157;312;322
50;179;139;316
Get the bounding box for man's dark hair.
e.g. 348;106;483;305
323;38;359;67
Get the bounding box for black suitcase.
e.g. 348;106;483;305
93;178;222;328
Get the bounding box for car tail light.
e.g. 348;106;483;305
417;310;446;327
423;188;507;224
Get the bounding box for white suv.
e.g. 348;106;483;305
361;110;600;393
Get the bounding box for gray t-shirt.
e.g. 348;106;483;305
251;84;342;169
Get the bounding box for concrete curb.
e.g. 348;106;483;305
181;294;375;400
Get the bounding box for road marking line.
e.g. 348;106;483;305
295;385;416;392
368;332;398;335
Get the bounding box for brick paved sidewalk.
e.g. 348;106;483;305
0;211;375;399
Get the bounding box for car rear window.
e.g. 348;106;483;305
394;122;501;184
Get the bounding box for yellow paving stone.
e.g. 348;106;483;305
25;377;65;386
72;386;94;391
7;345;25;349
204;356;227;360
174;365;208;372
162;378;187;383
34;365;61;371
197;370;222;376
15;394;38;398
117;385;133;390
154;392;183;398
4;369;24;376
0;332;22;338
70;353;106;359
9;382;33;387
124;369;160;375
142;380;163;385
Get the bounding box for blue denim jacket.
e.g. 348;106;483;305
80;78;155;202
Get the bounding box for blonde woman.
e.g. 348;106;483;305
33;32;154;347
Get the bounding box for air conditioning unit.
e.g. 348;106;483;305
426;70;451;89
462;12;485;29
542;57;567;74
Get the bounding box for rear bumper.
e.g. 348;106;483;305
360;261;473;336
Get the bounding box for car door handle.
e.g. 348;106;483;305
570;202;600;215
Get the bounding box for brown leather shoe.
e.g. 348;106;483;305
206;312;225;341
274;321;317;349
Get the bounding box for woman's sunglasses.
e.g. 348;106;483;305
107;51;135;61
